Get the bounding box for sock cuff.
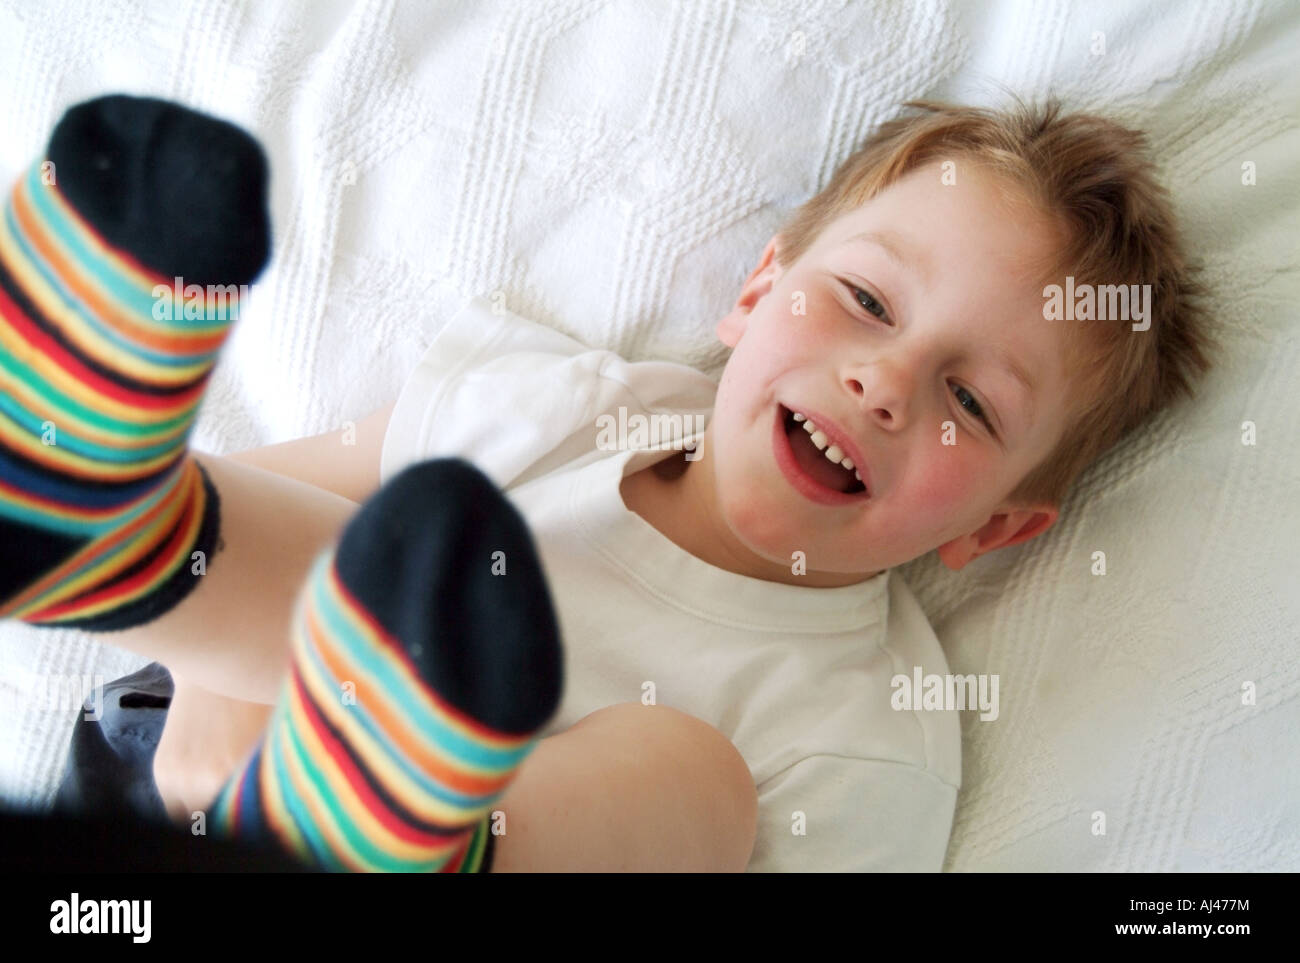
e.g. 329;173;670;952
49;457;222;632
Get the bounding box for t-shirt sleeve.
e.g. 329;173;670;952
380;296;717;490
747;754;958;872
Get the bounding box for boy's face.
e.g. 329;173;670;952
701;160;1074;584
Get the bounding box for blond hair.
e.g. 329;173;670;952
773;97;1214;506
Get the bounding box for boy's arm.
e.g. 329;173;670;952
222;401;396;504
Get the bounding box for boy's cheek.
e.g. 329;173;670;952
766;290;840;347
901;447;990;529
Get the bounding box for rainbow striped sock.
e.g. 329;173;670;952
0;95;269;630
210;459;564;873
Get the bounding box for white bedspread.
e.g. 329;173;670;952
1;0;1296;870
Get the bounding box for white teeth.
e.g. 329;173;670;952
792;409;861;479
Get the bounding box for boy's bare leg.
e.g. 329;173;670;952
147;411;390;813
157;698;759;872
144;402;390;712
154;677;276;824
117;402;390;708
102;450;359;707
491;703;759;872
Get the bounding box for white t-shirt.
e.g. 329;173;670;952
380;296;962;872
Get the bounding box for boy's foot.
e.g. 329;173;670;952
209;458;564;872
0;94;269;630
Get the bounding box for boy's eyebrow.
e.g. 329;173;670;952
997;348;1036;399
842;229;935;289
991;344;1038;434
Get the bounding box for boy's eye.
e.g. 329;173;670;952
844;282;890;324
952;383;994;432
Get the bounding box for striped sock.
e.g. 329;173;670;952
210;458;564;873
0;95;269;630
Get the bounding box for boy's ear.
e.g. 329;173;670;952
935;503;1059;571
717;234;785;347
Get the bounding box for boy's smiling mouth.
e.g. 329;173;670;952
773;403;870;505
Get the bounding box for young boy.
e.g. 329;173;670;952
0;93;1211;872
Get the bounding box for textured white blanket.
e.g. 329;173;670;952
0;0;1296;870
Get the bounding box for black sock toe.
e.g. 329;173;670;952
333;458;564;736
46;94;271;286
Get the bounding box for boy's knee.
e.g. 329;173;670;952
585;702;758;871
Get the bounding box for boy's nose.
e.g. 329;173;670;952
847;358;914;431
